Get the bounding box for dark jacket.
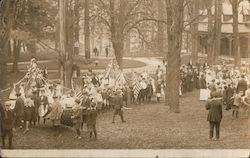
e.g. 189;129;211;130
206;99;223;122
14;97;25;117
86;108;97;125
237;79;248;93
113;95;123;109
2;109;15;130
199;78;207;89
31;95;40;113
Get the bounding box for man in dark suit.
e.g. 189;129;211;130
237;75;248;95
112;89;126;123
206;92;223;141
14;93;25;129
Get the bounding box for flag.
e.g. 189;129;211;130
133;76;142;100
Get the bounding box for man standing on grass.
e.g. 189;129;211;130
206;92;223;141
112;89;126;123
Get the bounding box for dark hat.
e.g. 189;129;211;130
53;95;58;99
75;99;81;104
16;92;21;96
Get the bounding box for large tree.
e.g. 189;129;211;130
231;0;240;67
58;0;74;88
190;0;199;63
213;0;222;63
165;0;184;113
0;0;17;88
84;0;91;59
93;0;157;69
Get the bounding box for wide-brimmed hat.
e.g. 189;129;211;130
53;95;58;99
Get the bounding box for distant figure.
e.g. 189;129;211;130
237;75;248;95
93;47;99;56
205;92;223;141
43;66;48;79
105;47;109;57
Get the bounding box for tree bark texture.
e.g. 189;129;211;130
232;0;240;67
0;0;17;88
12;40;21;73
190;0;199;63
84;0;91;59
165;0;184;113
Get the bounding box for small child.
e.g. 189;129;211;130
71;99;82;139
2;101;15;149
232;91;243;119
86;101;98;141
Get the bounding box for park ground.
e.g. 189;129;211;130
7;90;249;149
1;52;249;149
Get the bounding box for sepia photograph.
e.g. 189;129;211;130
0;0;249;157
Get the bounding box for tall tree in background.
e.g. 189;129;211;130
231;0;240;66
213;0;222;63
190;0;199;63
157;0;165;55
0;0;17;88
84;0;91;59
205;0;215;65
58;0;73;88
165;0;184;113
93;0;157;69
74;0;80;55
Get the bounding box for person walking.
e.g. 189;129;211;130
205;92;223;141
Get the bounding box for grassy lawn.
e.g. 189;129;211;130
9;90;249;149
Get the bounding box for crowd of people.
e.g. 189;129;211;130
0;57;249;148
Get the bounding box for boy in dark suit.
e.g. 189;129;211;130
206;92;223;141
112;89;126;123
2;101;15;149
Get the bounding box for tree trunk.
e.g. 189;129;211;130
113;41;124;69
206;1;214;65
213;0;222;63
7;40;12;57
232;0;240;67
84;0;91;59
74;0;80;55
27;41;36;57
0;0;17;88
157;0;165;55
165;0;184;113
190;0;199;63
59;0;67;87
12;40;21;73
65;4;74;88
